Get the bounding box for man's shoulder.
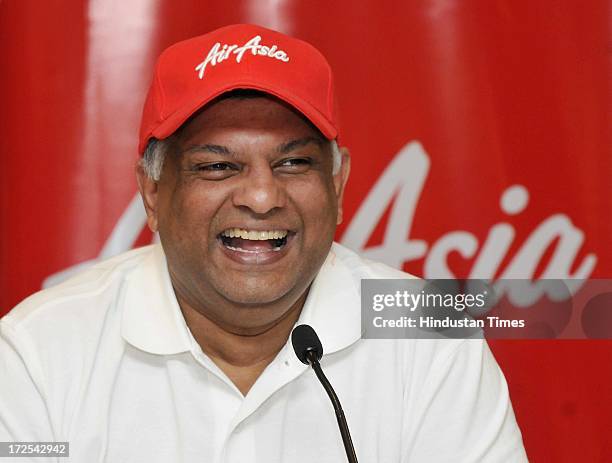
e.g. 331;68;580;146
329;243;473;359
2;245;156;332
331;242;418;280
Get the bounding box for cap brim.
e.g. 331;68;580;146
150;81;337;146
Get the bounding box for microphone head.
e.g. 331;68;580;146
291;324;323;364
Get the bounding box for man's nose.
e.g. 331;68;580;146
232;166;286;214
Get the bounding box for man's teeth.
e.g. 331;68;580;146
221;228;289;240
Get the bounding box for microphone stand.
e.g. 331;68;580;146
306;350;359;463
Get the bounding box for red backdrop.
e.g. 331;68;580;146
1;1;610;461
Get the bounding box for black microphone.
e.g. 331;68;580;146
291;324;359;463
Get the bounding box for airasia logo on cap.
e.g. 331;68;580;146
195;35;290;79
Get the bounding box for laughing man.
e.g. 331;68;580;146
0;24;527;462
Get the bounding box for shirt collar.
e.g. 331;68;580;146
294;243;362;356
121;243;362;356
121;244;192;355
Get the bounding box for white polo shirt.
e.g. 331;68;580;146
0;243;527;462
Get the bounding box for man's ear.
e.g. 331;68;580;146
333;146;351;225
135;163;159;232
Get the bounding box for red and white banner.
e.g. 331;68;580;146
1;1;610;460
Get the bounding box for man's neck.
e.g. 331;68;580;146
178;293;306;396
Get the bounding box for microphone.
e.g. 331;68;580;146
291;324;359;463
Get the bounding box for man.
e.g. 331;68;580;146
0;24;527;462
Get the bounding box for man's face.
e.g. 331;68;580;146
138;96;349;331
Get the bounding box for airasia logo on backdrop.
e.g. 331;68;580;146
195;35;290;79
43;141;596;306
341;142;596;306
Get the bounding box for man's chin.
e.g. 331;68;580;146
203;287;305;334
216;283;297;307
205;268;312;311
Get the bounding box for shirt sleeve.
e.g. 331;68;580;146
402;340;529;462
0;319;57;462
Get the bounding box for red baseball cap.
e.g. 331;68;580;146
138;24;338;154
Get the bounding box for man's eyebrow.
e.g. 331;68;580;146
183;144;232;155
278;136;325;154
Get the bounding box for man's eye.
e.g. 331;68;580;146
190;162;239;179
198;162;234;171
276;158;312;171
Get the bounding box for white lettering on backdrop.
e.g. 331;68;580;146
44;141;597;306
341;142;596;305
